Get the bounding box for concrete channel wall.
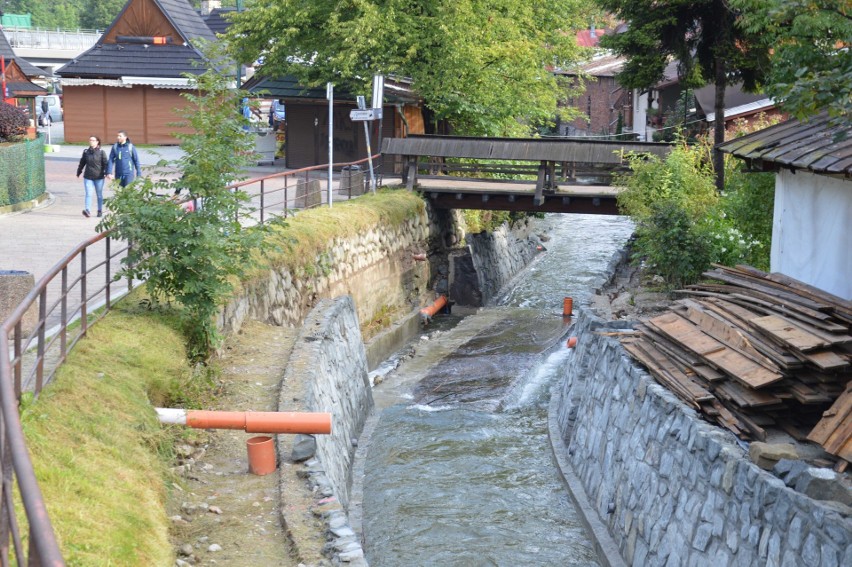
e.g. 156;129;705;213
552;309;852;567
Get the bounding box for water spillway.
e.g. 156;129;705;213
361;214;634;566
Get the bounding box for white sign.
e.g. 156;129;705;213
350;108;382;121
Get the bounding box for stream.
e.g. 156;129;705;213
362;213;634;566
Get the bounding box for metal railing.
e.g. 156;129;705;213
3;27;101;51
0;154;382;564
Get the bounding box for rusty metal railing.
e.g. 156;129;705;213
0;154;381;564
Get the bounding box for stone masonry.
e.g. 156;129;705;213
555;309;852;567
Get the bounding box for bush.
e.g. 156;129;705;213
617;136;774;289
0;102;28;141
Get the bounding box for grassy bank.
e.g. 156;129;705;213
251;188;426;279
20;298;202;565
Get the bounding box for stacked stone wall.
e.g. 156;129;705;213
554;310;852;566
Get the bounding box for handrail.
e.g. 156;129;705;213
0;153;381;564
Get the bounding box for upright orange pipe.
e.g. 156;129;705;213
563;297;573;317
156;408;332;434
420;294;448;320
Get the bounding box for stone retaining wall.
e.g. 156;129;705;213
554;309;852;567
220;208;437;338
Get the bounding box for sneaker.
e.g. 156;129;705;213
82;210;90;217
97;211;103;217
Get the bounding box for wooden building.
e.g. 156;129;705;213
719;113;851;300
0;29;47;110
242;75;424;171
55;0;216;144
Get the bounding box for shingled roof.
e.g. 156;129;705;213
0;28;47;78
204;8;236;36
57;0;216;79
718;112;852;177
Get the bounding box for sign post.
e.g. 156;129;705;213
327;82;333;207
349;76;385;193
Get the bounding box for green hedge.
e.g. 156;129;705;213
0;135;46;206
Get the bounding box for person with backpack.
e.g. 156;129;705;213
76;135;108;217
106;130;141;187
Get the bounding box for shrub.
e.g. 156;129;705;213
0;102;27;141
99;50;266;360
617;135;774;288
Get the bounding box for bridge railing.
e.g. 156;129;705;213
4;27;101;50
0;154;381;565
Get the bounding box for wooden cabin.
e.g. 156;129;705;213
55;0;216;144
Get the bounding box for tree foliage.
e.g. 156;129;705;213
226;0;592;136
597;0;769;191
98;52;266;360
617;137;774;289
731;0;852;122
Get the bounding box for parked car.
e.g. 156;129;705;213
270;100;285;129
35;95;63;123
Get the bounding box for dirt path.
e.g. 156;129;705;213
167;321;327;566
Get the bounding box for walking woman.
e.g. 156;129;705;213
76;135;108;217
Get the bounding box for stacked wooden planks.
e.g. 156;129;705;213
621;265;852;465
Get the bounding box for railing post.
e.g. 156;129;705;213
60;267;67;361
80;248;87;337
284;177;289;218
35;288;47;394
13;322;22;398
105;238;111;310
126;242;133;293
260;180;265;225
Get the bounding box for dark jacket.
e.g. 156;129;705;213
107;141;141;177
77;147;108;180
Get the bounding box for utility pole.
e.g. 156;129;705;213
235;0;243;90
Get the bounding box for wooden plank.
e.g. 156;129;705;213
750;315;829;351
807;384;852;445
678;299;781;372
714;380;782;408
798;349;850;371
649;312;785;389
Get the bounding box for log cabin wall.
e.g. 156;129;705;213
63;85;193;144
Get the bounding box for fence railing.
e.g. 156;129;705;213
0;154;382;565
3;27;101;51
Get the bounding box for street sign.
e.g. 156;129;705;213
350;108;382;121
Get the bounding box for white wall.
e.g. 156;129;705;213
771;170;852;300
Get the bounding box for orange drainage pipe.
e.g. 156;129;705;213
566;336;578;349
412;253;427;262
420;294;448;321
563;297;573;317
155;408;332;434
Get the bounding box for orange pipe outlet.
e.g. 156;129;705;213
420;294;448;319
566;336;578;349
156;408;332;434
563;297;573;317
247;436;277;476
412;253;427;262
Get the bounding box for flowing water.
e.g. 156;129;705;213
362;214;634;566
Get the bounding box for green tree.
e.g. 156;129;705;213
598;0;769;192
98;53;266;360
731;0;851;123
225;0;592;136
79;0;125;30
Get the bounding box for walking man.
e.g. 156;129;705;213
106;131;141;187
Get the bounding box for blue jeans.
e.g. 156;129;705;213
117;172;135;187
83;177;105;213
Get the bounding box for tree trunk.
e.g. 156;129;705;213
713;57;726;193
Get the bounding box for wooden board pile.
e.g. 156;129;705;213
621;265;852;466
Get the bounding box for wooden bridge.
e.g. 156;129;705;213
381;135;672;214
